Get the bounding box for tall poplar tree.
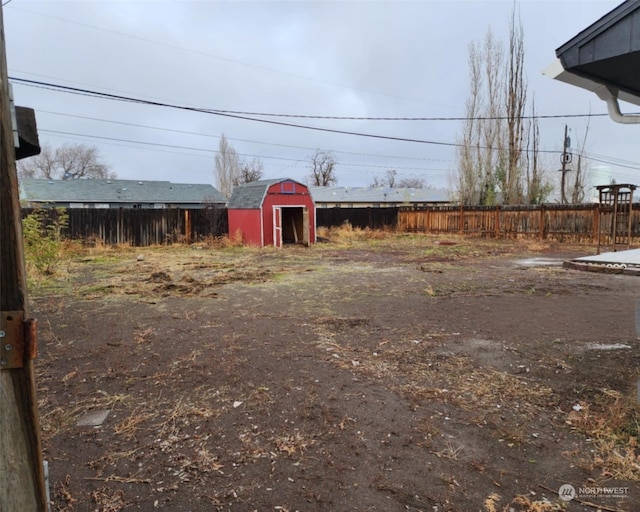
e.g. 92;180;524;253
456;3;551;205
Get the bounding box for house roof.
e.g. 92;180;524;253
310;186;450;204
19;178;225;204
228;178;308;209
546;0;640;107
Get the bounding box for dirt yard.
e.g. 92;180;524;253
31;232;640;511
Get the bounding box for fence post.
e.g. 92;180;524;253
459;204;464;234
540;205;545;240
494;206;500;238
594;204;600;247
184;209;191;244
0;2;47;507
426;206;430;234
117;207;123;245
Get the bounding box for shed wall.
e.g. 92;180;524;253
228;209;263;246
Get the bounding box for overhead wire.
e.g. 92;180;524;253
10;79;640;176
40;129;452;173
11;76;621;122
35;109;454;164
11;76;611;157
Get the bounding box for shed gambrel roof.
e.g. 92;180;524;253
228;178;308;209
19;178;225;205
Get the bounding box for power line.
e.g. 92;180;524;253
580;154;640;172
11;77;613;155
11;76;467;147
36;109;454;164
14;78;640;171
40;129;452;173
13;76;617;122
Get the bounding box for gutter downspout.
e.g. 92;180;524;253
595;85;640;124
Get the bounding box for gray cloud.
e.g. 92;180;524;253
6;0;636;190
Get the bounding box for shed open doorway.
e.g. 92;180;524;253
278;206;310;246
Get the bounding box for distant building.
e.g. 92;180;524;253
310;186;452;208
19;178;225;209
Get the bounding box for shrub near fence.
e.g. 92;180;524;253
398;204;640;243
22;208;228;247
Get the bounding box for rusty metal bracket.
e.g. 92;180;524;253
0;311;37;369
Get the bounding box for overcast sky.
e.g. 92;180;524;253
5;0;637;194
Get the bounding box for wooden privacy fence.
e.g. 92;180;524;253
398;204;640;243
24;208;228;246
25;204;640;246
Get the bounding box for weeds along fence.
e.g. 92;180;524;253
316;207;399;230
398;204;640;243
23;208;228;246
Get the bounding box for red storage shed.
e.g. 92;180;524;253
227;178;316;247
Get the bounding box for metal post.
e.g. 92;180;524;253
560;125;569;205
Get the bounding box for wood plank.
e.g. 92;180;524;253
0;3;47;510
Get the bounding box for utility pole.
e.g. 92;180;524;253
0;2;48;510
560;124;572;205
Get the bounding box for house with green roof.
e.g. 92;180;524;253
19;178;225;209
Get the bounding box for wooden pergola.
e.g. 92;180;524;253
596;183;637;253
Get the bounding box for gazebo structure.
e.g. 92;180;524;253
596;183;636;253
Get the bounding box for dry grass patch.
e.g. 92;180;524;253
90;486;131;511
433;438;464;461
567;388;640;481
317;222;393;244
40;392;131;442
53;474;76;512
484;493;563;511
272;430;316;456
113;409;154;439
314;324;555;422
157;395;219;436
134;327;155;344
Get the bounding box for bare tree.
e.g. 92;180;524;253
456;4;547;206
397;177;427;188
308;150;337;186
456;39;484;205
524;99;553;204
17;143;113;180
235;157;264;186
500;6;526;204
371;170;426;188
482;29;505;205
214;134;240;198
385;169;397;188
372;170;398;188
456;30;503;205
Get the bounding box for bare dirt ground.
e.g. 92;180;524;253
31;232;640;512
